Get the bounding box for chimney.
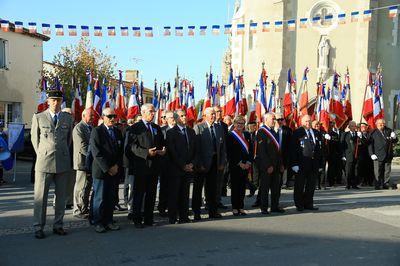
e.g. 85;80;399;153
125;70;139;83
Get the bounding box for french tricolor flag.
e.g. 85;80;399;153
236;23;245;35
145;27;153;37
127;83;140;119
287;20;296;31
389;6;398;18
363;10;372;22
324;15;333;25
224;24;232;34
268;80;277;113
1;20;9;32
14;21;23;33
81;26;89;36
256;67;268;123
274;21;283;32
225;68;236;117
338;13;346;24
121;27;128;36
163;26;171;36
262;21;270;32
42;23;51;35
55;24;64;36
312;16;321;25
175;26;183;36
200;26;207;35
249;22;257;34
68;25;77;36
132;27;141;37
71;84;83;123
94;26;102;36
85;70;94;110
28;22;37;34
188;26;195;36
108;26;116;36
115;70;127;121
351;11;360;22
299;18;308;28
212;25;220;35
93;78;102;121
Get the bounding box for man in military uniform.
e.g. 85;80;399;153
31;90;74;239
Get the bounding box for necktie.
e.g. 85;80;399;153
182;127;189;148
53;114;58;127
307;129;315;148
210;125;217;152
108;128;116;142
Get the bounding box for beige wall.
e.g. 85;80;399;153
0;30;44;128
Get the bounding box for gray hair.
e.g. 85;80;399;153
102;107;114;116
141;103;154;114
174;109;186;120
204;107;215;115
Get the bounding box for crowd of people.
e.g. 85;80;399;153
30;90;398;239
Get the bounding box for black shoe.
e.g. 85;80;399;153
382;184;389;190
134;222;144;229
34;230;45;239
178;218;192;224
252;202;260;208
217;203;228;209
209;213;222;219
53;228;67;236
144;221;154;227
261;210;270;215
94;225;107;233
114;204;127;211
169;218;177;224
296;207;304;212
304;206;319;211
346;186;351;190
271;208;285;213
193;213;202;221
74;213;89;219
352;186;360;189
127;213;134;221
65;204;73;210
158;209;168;217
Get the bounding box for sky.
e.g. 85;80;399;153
1;0;237;100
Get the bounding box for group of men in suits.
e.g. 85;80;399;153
31;90;398;239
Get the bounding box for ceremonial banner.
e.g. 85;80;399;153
81;26;89;36
7;123;24;153
55;24;64;36
42;23;51;35
68;25;77;36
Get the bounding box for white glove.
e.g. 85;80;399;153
292;166;299;173
357;132;362;138
324;134;331;140
371;154;378;161
390;132;396;139
319;168;324;173
342;157;346;161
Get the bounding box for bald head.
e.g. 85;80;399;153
82;108;94;125
301;115;312;129
204;107;216;124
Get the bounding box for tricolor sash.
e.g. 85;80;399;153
231;130;250;155
259;126;280;151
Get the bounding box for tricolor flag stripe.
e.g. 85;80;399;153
108;26;116;36
121;27;128;36
312;16;321;24
274;21;283;32
224;24;232;34
81;26;89;36
200;26;207;35
351;11;360;22
249;22;257;34
299;18;308;28
237;23;245;35
363;10;372;21
14;21;23;33
55;24;64;36
42;23;51;35
68;25;77;36
164;26;171;36
287;20;295;31
175;26;183;36
262;21;270;32
389;6;398;18
1;20;9;32
338;13;346;24
212;25;220;35
324;15;333;25
145;27;153;37
28;22;37;34
188;26;195;36
94;26;103;36
132;27;141;37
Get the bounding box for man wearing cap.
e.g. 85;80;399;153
31;90;74;239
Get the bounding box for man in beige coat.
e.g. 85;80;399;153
31;90;74;239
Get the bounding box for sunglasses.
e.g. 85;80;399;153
161;116;166;119
105;114;117;119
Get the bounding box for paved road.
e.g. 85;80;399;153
0;161;399;266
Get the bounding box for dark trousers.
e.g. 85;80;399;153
168;175;190;220
230;167;247;210
345;160;357;188
92;175;118;226
294;165;318;209
327;156;342;186
259;168;281;211
357;157;374;185
192;157;218;215
373;161;392;188
133;174;158;224
158;172;169;212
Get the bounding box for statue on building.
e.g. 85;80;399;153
317;36;331;81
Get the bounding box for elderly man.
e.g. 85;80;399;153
291;115;323;211
368;119;398;189
90;108;123;233
72;109;94;219
341;121;362;189
31;90;74;239
357;123;374;186
126;104;166;228
193;107;227;220
256;113;284;214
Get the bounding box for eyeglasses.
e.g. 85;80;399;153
105;114;117;119
161;116;166;119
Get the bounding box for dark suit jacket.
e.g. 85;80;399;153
291;127;323;171
341;131;359;162
368;127;398;162
125;120;165;176
278;125;292;168
166;125;196;177
255;126;282;171
227;131;253;169
328;129;342;160
90;124;123;179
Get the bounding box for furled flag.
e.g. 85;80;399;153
81;26;89;36
249;22;257;34
108;26;116;36
351;11;360;22
330;72;347;129
186;84;197;126
28;22;37;34
287;20;296;31
317;82;330;132
1;20;9;32
299;18;308;28
175;27;183;36
203;73;212;114
121;27;129;36
145;27;153;37
93;77;102;125
188;26;195;36
101;78;110;110
127;83;140;119
298;67;310;120
212;25;220;35
85;70;94;110
55;24;64;36
200;26;207;36
42;23;51;35
275;21;283;32
338;13;346;24
262;21;270;32
37;77;48;113
163;26;171;36
94;26;102;37
256;65;268;123
237;24;245;35
225;68;236;116
152;80;159;110
268;80;277;113
324;14;334;25
342;68;353;128
362;72;374;128
363;10;372;22
237;74;248;115
68;25;77;36
115;70;127;121
248;89;257;123
132;27;141;37
389;6;398;18
224;24;232;34
197;101;204;122
139;81;144;106
71;83;83;123
373;68;384;121
283;69;293;121
14;21;23;33
219;83;226;111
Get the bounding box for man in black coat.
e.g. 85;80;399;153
291;115;323;211
275;113;292;189
125;104;166;228
90;108;124;233
368;119;398;189
326;121;343;186
166;109;196;224
357;123;374;186
340;121;361;189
